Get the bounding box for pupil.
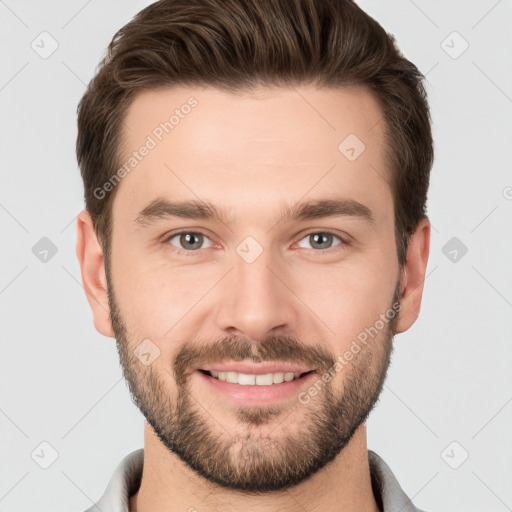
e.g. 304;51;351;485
311;233;331;249
181;233;202;250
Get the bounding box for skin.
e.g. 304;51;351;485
76;84;430;512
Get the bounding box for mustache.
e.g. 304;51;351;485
173;334;338;384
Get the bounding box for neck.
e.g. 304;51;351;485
129;422;380;512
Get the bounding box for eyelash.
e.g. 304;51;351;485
162;229;350;256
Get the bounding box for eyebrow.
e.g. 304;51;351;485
134;196;375;228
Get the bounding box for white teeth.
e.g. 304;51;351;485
273;372;284;384
237;372;255;385
209;371;304;385
255;373;273;385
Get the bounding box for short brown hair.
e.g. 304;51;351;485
76;0;433;268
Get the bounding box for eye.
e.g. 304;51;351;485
165;231;213;252
296;231;345;251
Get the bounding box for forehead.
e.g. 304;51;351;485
121;84;385;153
113;84;392;228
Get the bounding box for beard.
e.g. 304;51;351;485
106;266;400;493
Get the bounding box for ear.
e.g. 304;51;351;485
75;210;114;338
396;217;431;334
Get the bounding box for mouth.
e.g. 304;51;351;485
198;369;314;385
194;365;318;406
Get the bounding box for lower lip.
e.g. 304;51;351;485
194;370;317;406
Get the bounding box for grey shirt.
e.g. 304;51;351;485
84;449;427;512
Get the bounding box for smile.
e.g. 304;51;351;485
199;369;313;385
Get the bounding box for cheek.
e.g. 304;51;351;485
108;240;184;344
294;253;397;353
109;253;223;370
116;278;186;342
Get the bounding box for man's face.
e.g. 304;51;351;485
106;85;402;491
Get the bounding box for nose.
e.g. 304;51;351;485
214;246;301;341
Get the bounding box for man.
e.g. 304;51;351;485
75;0;433;510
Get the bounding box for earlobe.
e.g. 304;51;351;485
75;210;114;338
395;218;431;334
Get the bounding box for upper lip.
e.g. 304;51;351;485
198;362;315;375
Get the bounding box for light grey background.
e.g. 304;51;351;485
1;1;511;511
